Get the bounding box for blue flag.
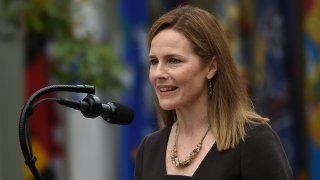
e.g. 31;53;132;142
254;0;301;177
117;1;157;180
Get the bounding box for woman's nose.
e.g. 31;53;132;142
152;63;169;79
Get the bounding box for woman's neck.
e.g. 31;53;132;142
175;106;210;137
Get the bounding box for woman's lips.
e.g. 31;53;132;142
157;86;178;96
159;87;178;92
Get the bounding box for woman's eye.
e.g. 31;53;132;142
169;58;181;64
149;59;158;65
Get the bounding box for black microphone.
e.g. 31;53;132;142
57;94;134;125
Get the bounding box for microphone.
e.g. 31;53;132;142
57;94;134;125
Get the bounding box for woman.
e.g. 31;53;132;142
135;5;293;180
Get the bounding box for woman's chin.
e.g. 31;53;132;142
159;103;176;111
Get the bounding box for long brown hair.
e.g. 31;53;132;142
148;5;268;151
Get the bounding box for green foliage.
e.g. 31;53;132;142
1;0;71;37
1;0;126;95
49;38;126;95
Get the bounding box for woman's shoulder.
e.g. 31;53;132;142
245;122;275;140
141;125;172;147
242;121;288;160
240;122;293;179
241;122;285;152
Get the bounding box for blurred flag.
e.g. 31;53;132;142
304;0;320;179
215;0;243;67
214;0;254;92
117;1;157;180
24;33;62;180
163;0;188;10
253;0;301;177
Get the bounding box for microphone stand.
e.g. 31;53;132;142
19;85;95;180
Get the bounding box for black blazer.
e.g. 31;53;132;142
134;123;293;180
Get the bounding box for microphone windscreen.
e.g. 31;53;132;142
102;102;134;125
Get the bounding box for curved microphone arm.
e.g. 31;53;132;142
19;85;95;180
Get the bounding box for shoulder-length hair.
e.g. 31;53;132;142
148;5;268;151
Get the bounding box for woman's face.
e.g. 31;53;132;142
149;29;215;110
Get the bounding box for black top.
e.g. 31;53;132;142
134;123;293;180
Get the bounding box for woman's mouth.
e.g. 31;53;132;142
159;87;178;92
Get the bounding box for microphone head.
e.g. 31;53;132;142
102;102;134;125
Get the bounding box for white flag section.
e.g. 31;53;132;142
66;108;119;180
66;0;119;179
0;37;24;180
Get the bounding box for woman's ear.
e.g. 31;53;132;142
206;57;217;79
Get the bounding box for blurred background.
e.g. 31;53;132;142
0;0;319;179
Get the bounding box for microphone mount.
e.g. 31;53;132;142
80;94;103;118
19;85;95;180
